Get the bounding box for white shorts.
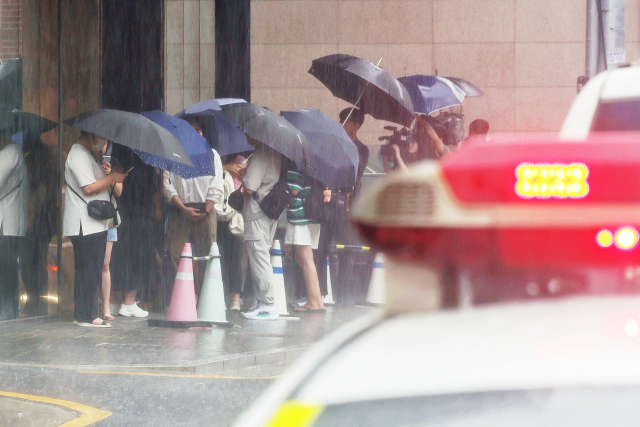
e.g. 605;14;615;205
285;223;321;249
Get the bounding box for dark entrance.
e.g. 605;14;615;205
101;1;163;112
215;0;250;101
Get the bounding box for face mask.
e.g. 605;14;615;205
92;139;106;153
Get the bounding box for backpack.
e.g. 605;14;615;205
303;177;330;223
258;158;292;220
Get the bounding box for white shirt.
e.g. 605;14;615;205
0;143;28;236
163;148;224;207
242;144;283;221
63;143;110;236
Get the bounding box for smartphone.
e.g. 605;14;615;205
102;155;111;164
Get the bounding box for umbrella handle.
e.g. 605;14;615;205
342;58;383;127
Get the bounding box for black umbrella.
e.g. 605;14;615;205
64;109;194;167
281;109;359;189
309;54;415;127
0;105;58;134
219;102;313;172
444;77;484;97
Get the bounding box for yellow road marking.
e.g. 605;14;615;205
79;371;281;380
0;391;111;427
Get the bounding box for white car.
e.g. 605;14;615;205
560;64;640;140
233;134;640;427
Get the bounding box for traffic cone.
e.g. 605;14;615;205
197;242;228;324
365;253;386;305
271;240;289;315
324;258;335;305
166;243;198;322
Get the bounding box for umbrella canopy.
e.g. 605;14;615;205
398;75;467;115
175;98;254;157
281;109;359;189
64;109;194;167
0;106;58;134
444;77;484;97
175;99;221;117
309;54;415;127
219;102;313;172
140;110;214;178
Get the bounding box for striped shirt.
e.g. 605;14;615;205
286;167;314;225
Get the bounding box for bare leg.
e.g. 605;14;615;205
102;241;115;320
123;290;138;305
294;245;324;310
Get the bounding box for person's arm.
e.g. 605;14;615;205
81;173;126;196
101;161;123;197
424;123;447;158
112;182;123;197
163;171;204;220
392;145;409;172
242;147;268;196
287;167;303;196
170;194;206;221
206;149;224;212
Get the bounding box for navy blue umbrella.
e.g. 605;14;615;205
281;109;359;189
140;110;214;178
398;75;467;115
175;98;254;157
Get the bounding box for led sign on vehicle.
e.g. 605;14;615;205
615;227;639;250
596;227;639;250
515;163;589;199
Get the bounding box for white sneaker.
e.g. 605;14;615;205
242;302;279;320
118;302;149;318
229;300;242;311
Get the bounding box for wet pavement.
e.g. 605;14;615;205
0;363;285;427
0;306;379;373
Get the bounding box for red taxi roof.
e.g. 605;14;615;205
441;134;640;204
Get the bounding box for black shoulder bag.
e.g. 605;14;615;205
258;158;292;220
303;178;330;223
65;180;118;224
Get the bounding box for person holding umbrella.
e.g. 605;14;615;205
63;131;127;327
240;138;284;321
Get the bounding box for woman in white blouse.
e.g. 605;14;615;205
63;132;126;327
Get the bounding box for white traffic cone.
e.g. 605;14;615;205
324;258;335;305
270;240;289;315
197;242;228;324
366;253;386;305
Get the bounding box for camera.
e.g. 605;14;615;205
379;125;411;157
425;113;465;146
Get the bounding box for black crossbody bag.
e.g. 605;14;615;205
258;159;292;220
65;180;118;224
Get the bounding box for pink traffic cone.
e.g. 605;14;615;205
166;243;198;322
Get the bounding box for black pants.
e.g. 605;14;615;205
315;212;374;304
217;220;243;297
0;236;21;320
70;230;107;322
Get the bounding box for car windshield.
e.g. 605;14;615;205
591;100;640;132
309;388;640;427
